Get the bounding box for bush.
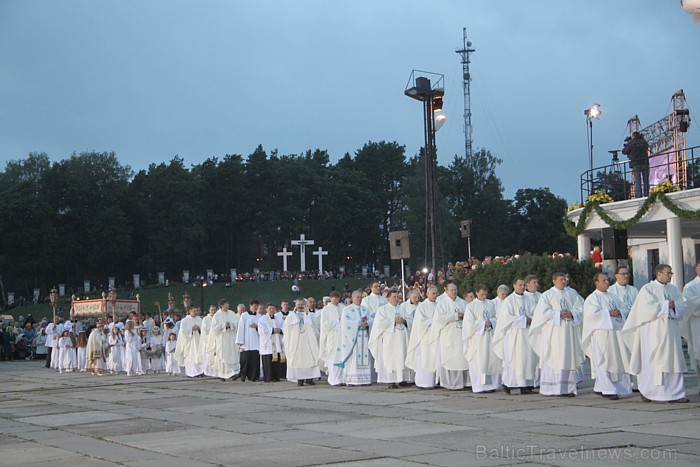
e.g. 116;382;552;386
455;253;599;298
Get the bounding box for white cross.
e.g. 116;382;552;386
277;247;293;272
291;234;315;271
312;246;329;273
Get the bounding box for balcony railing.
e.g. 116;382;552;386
580;145;700;204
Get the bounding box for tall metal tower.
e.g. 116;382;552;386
455;28;475;159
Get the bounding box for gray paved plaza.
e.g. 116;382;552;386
1;361;698;466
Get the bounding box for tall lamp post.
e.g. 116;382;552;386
405;70;445;277
584;103;602;195
50;287;58;322
108;287;117;323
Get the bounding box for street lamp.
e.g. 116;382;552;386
584;103;602;195
108;287;117;322
50;287;58;322
405;70;445;276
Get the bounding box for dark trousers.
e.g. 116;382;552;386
261;353;281;382
239;349;260;381
45;347;52;368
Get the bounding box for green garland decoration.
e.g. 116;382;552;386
564;192;700;237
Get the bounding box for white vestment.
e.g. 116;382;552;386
493;292;538;389
208;309;240;379
608;283;639;320
463;299;502;392
582;290;632;396
283;311;321;382
405;299;437;388
123;329;141;376
319;303;344;385
368;303;413;384
174;315;204;377
333;304;371;385
528;287;584;396
622;280;686;401
199;314;216;377
430;296;469;390
682;276;700;380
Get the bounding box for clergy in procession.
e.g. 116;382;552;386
462;284;502;392
85;322;108;376
174;306;204;377
258;303;282;382
491;284;510;313
430;283;469;390
582;273;632;400
236;300;261;382
524;275;541;305
199;305;217;377
368;289;413;389
319;291;344;386
405;286;438;389
209;299;241;381
272;305;287;378
682;262;700;394
492;278;538;394
401;289;421;321
608;267;638;319
283;298;321;386
333;289;372;386
361;281;388;315
622;264;688;403
528;272;584;397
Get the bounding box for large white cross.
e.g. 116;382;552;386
291;234;315;271
277;247;293;272
312;246;329;273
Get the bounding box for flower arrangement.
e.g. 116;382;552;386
567;202;583;213
586;190;613;204
650;180;679;195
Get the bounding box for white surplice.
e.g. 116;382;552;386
283;311;321;382
430;296;469;390
405;299;437;388
368;303;413;384
463;298;502;392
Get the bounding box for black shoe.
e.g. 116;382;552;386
521;388;536;395
297;380;304;386
669;397;689;403
388;383;399;389
594;391;602;395
231;374;241;381
306;379;316;386
220;378;226;382
604;394;619;400
398;381;409;387
502;385;511;395
640;394;651;402
559;393;575;398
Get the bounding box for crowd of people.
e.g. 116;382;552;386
28;261;700;405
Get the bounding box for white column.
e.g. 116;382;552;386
577;234;591;263
666;217;684;289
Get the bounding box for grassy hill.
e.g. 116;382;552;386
5;278;373;322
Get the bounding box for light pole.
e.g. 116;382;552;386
108;287;117;323
405;70;445;277
584;103;602;195
50;287;58;322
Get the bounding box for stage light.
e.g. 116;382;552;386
433;97;443;111
585;103;601;119
434;111;446;131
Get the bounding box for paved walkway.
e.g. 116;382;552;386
0;361;698;466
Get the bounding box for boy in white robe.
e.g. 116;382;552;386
463;285;502;392
583;273;632;400
622;264;688;403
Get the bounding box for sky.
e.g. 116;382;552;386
1;1;699;204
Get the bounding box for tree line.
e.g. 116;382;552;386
0;142;574;299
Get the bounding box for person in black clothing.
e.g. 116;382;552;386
622;132;650;198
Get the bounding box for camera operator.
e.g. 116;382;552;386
622;132;650;198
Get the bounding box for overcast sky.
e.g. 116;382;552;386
1;1;699;203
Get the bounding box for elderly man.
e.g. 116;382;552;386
284;298;321;386
583;273;632;400
431;283;469;390
333;289;372;386
528;272;584;397
319;291;344;386
405;286;438;389
493;278;538;394
623;264;688;403
682;262;700;395
369;290;413;389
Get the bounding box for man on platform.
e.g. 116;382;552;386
583;273;632;400
528;272;584;397
623;264;688;403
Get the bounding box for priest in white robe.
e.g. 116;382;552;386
208;299;240;381
368;289;413;388
361;281;387;382
493;278;538;394
524;275;542;305
491;284;510;314
174;306;204;377
430;283;469;390
582;273;632;400
682;262;700;395
608;267;638;319
405;286;438;389
528;272;584;397
622;264;688;403
284;299;321;386
319;291;344;386
199;305;217;377
333;290;371;386
463;285;502;392
401;289;421;321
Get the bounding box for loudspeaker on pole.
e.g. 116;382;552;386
389;231;411;260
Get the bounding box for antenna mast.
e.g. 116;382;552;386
456;28;476;159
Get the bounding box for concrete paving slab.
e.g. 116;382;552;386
523;446;697;466
323;458;426;466
15;410;131;428
303;417;467;440
109;427;260;453
0;441;90;464
620;418;700;439
62;417;193;437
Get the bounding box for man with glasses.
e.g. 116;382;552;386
608;267;638;320
622;264;688;403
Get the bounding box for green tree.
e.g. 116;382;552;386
511;187;575;255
